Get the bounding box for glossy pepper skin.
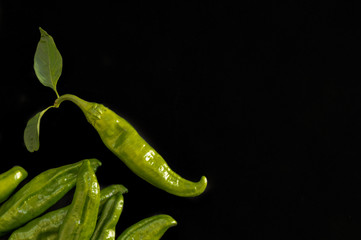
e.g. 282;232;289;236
91;193;124;240
0;166;28;204
9;207;67;240
54;94;207;197
58;160;101;240
0;159;101;237
116;214;177;240
9;184;127;240
98;184;128;213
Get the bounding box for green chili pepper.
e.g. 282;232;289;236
9;184;127;240
90;193;124;240
58;160;101;240
0;158;101;237
0;166;28;204
98;184;128;214
54;94;207;197
9;207;67;240
116;214;177;240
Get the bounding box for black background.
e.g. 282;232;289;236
0;1;360;239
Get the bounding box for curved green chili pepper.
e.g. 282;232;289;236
91;193;124;240
0;158;101;237
9;184;127;240
0;166;28;204
54;94;207;197
58;160;101;240
116;214;177;240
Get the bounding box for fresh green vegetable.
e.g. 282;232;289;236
9;184;126;240
116;214;177;240
0;166;28;204
18;27;208;239
58;160;101;240
0;159;101;237
54;94;207;197
91;193;124;240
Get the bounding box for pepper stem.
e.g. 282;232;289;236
54;94;90;112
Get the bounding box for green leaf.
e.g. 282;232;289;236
24;107;52;152
34;27;62;97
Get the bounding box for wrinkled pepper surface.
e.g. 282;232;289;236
0;159;101;237
58;160;100;240
9;184;127;240
91;193;125;240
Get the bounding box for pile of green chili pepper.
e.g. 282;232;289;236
0;27;207;239
0;160;177;239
